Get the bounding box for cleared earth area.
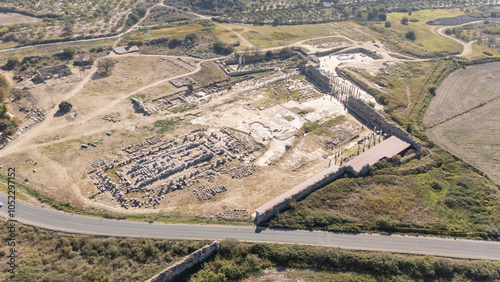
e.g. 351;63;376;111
425;61;500;183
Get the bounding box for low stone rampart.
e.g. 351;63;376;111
147;241;220;282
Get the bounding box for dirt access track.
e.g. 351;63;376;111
425;61;500;183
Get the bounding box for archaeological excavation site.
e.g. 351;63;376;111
0;44;421;223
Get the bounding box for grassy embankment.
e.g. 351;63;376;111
2;226;500;281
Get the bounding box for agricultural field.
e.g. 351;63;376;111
0;12;40;25
425;61;500;184
0;0;153;47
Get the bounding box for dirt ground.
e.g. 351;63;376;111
0;12;40;25
425;61;500;184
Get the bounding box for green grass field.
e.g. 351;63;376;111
237;21;369;48
371;9;464;57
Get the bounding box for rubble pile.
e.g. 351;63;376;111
214;209;249;221
193;184;227;201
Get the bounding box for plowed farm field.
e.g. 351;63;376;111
425;61;500;183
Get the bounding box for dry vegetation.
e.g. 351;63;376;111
0;222;209;281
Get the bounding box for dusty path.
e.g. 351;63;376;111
431;20;485;58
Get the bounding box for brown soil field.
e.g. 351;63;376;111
424;61;500;126
0;12;40;25
425;61;500;183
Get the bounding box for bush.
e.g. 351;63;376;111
58;101;73;112
4;57;19;70
213;41;234;55
405;31;416;41
428;84;436;96
401;16;409;25
376;94;388;105
384;21;391;28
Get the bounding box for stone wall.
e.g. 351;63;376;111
147;241;220;282
346;97;421;150
304;65;331;93
254;167;345;225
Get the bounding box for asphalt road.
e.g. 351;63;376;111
1;192;500;260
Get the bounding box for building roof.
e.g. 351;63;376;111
344;136;411;173
127;45;139;52
113;46;128;55
114;45;139;55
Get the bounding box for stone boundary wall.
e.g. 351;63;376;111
254;168;345;225
346;97;421;150
304;65;331;92
147;241;220;282
314;46;349;57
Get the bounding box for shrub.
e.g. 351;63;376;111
384;21;391;28
428;84;436;96
401;16;409;25
405;31;416;41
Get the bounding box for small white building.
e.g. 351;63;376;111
337;54;354;61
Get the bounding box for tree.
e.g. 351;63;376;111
97;57;116;77
405;31;416;41
444;29;452;35
58;101;73;112
265;50;273;57
428;85;436;96
378;13;387;21
401;16;409;25
187;83;194;91
168;38;182;48
63;24;73;37
4;58;19;70
0;104;7;118
367;8;379;21
185;33;198;43
60;47;76;60
384;21;391;28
